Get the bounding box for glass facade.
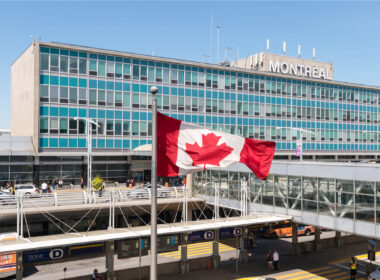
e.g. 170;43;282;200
38;45;380;153
193;170;380;223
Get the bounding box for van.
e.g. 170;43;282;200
0;233;17;279
265;221;315;238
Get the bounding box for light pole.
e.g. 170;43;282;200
74;117;99;195
150;86;158;280
276;127;318;161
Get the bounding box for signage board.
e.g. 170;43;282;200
187;230;214;243
24;248;65;264
219;227;242;240
117;238;149;259
157;235;179;253
70;243;104;256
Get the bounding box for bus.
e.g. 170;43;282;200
265;221;315;238
0;233;17;279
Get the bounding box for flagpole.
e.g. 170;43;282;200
150;86;158;280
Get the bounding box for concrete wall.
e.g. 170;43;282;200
66;256;211;280
11;43;38;151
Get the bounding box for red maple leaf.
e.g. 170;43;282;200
185;133;234;169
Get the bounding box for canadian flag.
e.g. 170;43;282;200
157;112;276;180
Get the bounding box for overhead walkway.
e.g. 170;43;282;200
193;161;380;239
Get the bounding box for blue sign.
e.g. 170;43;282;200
188;230;214;243
24;248;64;264
219;227;242;239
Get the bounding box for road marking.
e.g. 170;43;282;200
308;271;346;280
329;251;380;264
332;263;367;275
284;269;338;280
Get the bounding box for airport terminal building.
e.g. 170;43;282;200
6;41;380;186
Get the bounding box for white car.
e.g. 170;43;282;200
369;267;380;280
3;184;39;196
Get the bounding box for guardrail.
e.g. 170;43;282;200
0;187;188;209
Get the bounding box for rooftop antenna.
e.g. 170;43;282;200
266;39;270;52
225;47;232;62
209;13;213;63
282;41;286;55
203;54;210;63
298;44;301;58
216;26;221;64
312;47;316;60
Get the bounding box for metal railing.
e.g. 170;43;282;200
0;187;188;209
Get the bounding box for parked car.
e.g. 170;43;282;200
3;184;39;196
0;191;15;205
126;184;172;199
143;183;173;198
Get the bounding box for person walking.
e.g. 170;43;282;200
248;231;254;249
58;178;63;189
41;181;48;194
273;250;280;271
99;181;105;197
9;184;15;195
349;256;357;280
266;248;273;271
80;176;84;189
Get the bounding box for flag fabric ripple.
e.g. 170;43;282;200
157;112;276;180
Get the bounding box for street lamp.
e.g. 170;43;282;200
150;86;158;280
74;117;99;195
276;127;318;161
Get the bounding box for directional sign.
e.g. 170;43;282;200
24;248;66;264
219;227;242;239
188;230;214;243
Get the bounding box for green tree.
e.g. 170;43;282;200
91;175;103;190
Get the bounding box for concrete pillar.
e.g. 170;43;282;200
239;237;249;264
314;227;322;251
105;240;115;280
212;230;221;268
187;206;192;222
335;231;343;248
16;251;22;280
291;222;300;255
180;233;189;274
186;174;192;198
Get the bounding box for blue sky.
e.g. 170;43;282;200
1;1;380;129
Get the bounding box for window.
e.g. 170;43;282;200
79;89;87;105
148;67;155;82
156;68;162;82
123;121;130;136
50;86;59;102
79;59;87;74
78;119;86;134
133;65;139;80
40;85;49;102
69;57;78;74
106;120;114;135
50;118;58;134
98;61;105;77
171;70;178;84
89;60;97;75
140;121;147;136
123;92;130;107
141;66;147;81
50;54;59;72
132;121;139;136
123;64;131;79
107;62;114;78
60;118;68;134
163;69;169;83
140;94;147;109
89;89;97;105
132;93;139;108
40;118;48;133
107;91;114;106
115;120;122;135
115;91;122;107
178;71;184;85
69;119;77;134
60;87;68;103
97;120;104;135
40;53;49;71
69;88;77;104
98;90;105;106
60;56;68;72
115;63;122;78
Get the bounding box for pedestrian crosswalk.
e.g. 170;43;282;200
236;265;367;280
159;238;237;259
